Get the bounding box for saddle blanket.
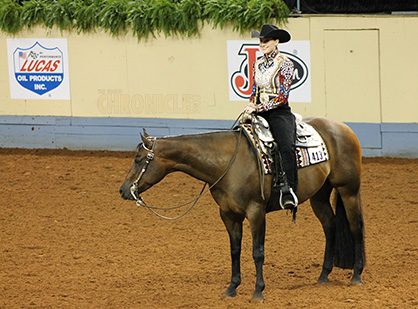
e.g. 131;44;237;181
240;123;330;175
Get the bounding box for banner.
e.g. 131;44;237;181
7;38;70;100
227;40;311;103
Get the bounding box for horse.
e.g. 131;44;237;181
119;116;366;302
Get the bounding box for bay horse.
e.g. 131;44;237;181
119;116;365;302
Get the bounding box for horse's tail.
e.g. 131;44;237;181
333;191;365;269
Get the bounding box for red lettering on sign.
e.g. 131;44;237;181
27;60;37;72
50;60;60;72
20;60;28;72
231;46;260;98
42;61;52;72
35;60;46;72
237;47;258;96
20;59;61;73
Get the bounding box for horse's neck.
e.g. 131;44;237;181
159;132;236;183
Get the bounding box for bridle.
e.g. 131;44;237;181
129;137;156;204
129;129;243;220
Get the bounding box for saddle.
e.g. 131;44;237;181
241;114;329;174
240;114;330;217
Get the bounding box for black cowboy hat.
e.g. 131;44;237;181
251;24;291;43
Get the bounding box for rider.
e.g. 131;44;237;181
243;24;298;210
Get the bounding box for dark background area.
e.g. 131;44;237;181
284;0;418;14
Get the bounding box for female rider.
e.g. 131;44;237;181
243;24;298;210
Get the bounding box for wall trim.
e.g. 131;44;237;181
0;116;417;158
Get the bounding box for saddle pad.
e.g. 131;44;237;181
296;139;329;168
240;122;330;174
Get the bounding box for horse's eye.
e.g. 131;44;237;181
134;157;141;164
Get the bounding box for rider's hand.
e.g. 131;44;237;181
244;103;257;114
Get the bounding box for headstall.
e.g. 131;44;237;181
130;137;156;205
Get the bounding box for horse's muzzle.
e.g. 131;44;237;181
119;183;135;200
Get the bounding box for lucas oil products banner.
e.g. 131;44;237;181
7;38;70;100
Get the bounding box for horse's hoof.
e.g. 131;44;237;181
223;293;236;299
251;293;264;303
318;277;330;284
223;289;237;299
351;277;363;285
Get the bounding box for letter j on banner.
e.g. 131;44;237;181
227;40;311;103
7;38;71;100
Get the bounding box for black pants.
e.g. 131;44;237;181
258;106;298;194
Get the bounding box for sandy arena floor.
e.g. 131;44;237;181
0;148;417;308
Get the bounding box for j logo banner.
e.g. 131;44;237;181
227;40;311;103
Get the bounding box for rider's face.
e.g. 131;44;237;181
259;38;279;55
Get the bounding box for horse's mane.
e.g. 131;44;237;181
134;129;240;151
161;129;238;140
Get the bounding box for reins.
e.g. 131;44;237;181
130;113;244;220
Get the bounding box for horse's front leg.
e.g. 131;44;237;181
220;209;244;298
248;206;266;303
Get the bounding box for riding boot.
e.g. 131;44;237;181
265;143;298;215
273;146;298;210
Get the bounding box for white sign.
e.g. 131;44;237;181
227;40;311;103
7;38;70;100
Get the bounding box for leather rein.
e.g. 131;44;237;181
129;128;243;220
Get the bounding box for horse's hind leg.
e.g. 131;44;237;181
310;183;335;284
220;209;244;298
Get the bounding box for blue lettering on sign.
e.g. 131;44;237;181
15;73;64;95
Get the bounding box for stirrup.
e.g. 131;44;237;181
279;187;298;210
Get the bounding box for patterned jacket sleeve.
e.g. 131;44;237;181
257;58;294;113
249;62;257;104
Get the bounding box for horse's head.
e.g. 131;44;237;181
119;130;167;201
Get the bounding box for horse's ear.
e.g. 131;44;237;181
143;128;150;138
140;133;153;149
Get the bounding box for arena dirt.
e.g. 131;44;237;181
0;149;417;308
